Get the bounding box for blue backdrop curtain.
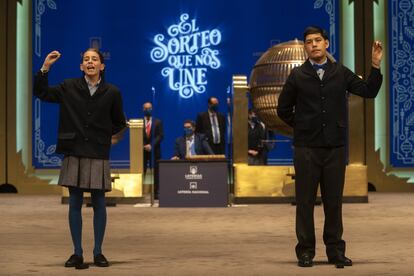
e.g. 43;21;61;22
32;0;339;168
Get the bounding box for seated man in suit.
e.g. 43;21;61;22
171;120;214;160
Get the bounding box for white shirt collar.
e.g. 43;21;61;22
84;76;101;87
309;57;328;66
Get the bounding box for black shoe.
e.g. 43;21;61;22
64;254;89;269
94;253;109;267
298;254;313;267
75;263;90;269
329;255;352;268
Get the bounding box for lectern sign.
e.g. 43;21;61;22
159;161;228;207
150;13;222;99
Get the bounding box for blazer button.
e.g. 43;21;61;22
87;112;91;116
85;124;89;128
322;123;326;127
322;110;326;113
84;137;89;141
320;84;324;87
321;96;326;100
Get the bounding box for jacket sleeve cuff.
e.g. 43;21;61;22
371;66;381;74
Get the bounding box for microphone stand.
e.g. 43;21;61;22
226;86;233;205
150;87;156;207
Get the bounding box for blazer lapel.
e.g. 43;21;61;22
92;81;109;98
321;59;337;82
77;77;92;98
301;59;320;80
181;137;187;157
205;112;212;129
194;135;201;154
151;118;156;134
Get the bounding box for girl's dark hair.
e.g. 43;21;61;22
303;26;329;41
81;48;105;79
81;48;105;63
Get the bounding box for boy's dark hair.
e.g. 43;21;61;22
303;26;329;41
184;119;196;127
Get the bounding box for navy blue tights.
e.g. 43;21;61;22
68;187;107;257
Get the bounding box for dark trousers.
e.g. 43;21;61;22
248;154;265;165
68;187;106;257
293;146;346;260
209;142;225;155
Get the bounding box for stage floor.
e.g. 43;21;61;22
1;193;413;275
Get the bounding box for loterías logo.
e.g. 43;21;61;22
150;13;222;99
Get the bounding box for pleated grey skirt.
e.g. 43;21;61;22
58;156;112;191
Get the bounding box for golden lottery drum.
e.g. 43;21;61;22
249;39;307;136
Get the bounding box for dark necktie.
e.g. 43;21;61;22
312;63;327;71
211;114;220;144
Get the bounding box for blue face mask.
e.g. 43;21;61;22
143;109;152;117
250;116;259;124
209;104;219;112
184;128;194;136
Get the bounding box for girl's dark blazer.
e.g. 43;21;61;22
34;71;126;159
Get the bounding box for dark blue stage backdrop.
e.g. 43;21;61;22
32;0;339;169
388;0;414;167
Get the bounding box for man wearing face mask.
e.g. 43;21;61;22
248;109;267;165
142;102;163;198
195;97;226;154
171;120;214;160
